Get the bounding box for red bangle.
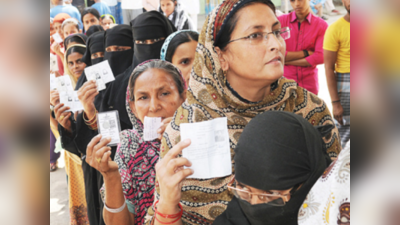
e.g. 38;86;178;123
154;200;183;224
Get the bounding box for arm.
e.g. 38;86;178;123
86;136;135;225
285;58;312;67
324;49;344;125
305;24;327;67
285;51;314;62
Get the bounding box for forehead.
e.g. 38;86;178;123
134;68;176;91
173;40;198;58
233;3;278;33
68;52;83;61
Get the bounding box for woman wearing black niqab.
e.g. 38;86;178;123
100;11;176;126
86;24;104;37
213;111;332;225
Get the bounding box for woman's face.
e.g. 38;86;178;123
236;181;294;205
101;17;114;30
218;3;285;88
160;0;176;17
63;24;79;39
131;68;185;123
67;52;86;79
83;13;100;31
105;45;132;52
171;40;198;85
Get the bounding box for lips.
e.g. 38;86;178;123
266;56;282;64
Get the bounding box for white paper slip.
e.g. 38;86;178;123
59;91;84;112
97;111;121;146
50;53;59;72
144;117;162;141
84;60;115;91
180;117;232;179
56;76;73;92
50;73;57;90
52;33;63;44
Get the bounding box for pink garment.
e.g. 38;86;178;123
279;12;328;95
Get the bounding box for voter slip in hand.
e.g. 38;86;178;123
59;91;84;112
84;60;115;91
143;117;162;141
180;117;232;179
97;111;121;146
52;33;63;44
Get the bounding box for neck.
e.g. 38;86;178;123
296;10;310;23
94;0;101;3
344;13;350;22
226;73;273;102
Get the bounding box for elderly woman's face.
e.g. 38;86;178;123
219;3;285;85
131;69;186;123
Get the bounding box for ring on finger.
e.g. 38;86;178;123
60;115;65;120
96;158;102;163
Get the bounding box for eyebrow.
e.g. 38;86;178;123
245;21;281;33
135;85;170;95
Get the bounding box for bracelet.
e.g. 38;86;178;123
104;200;126;214
332;100;341;104
83;109;97;123
154;200;183;224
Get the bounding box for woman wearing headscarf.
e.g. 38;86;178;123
53;44;90;225
160;30;199;84
146;0;341;224
86;60;187;225
213;111;332;225
159;0;194;31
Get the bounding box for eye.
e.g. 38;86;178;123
161;92;170;96
273;30;282;38
138;96;147;100
180;59;189;65
248;32;263;40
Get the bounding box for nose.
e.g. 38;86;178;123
149;97;160;112
267;33;283;53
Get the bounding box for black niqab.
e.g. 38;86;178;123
103;24;134;76
214;111;332;225
63;33;87;49
86;24;104;37
81;31;105;66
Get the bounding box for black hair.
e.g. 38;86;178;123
65;36;86;49
66;46;86;61
129;60;185;101
215;0;276;50
81;7;101;32
165;31;199;62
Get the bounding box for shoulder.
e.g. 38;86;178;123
311;14;328;30
278;13;291;24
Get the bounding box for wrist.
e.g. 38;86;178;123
84;106;96;118
103;170;121;181
157;199;181;215
332;100;341;104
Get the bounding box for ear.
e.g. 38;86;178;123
315;124;335;138
215;47;229;72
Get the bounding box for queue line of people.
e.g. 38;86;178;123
50;0;350;224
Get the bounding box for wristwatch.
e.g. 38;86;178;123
303;50;309;57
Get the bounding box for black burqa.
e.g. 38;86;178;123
213;111;332;225
100;11;176;126
63;33;88;49
60;25;134;225
86;24;104;37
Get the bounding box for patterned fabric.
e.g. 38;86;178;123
298;141;350;225
336;72;350;148
160;30;199;61
114;87;160;225
145;1;341;224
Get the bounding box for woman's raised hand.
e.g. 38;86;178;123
86;135;119;177
156;139;194;208
157;117;173;140
77;80;99;119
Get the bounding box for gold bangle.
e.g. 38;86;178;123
83;110;97;123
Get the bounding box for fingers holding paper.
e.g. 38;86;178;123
54;103;72;133
86;135;119;176
156;139;194;206
77;80;99;118
157;117;173;139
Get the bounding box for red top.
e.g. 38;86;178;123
278;12;328;95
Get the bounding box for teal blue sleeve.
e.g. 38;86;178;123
126;200;136;215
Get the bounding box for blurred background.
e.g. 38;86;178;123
0;0;399;224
